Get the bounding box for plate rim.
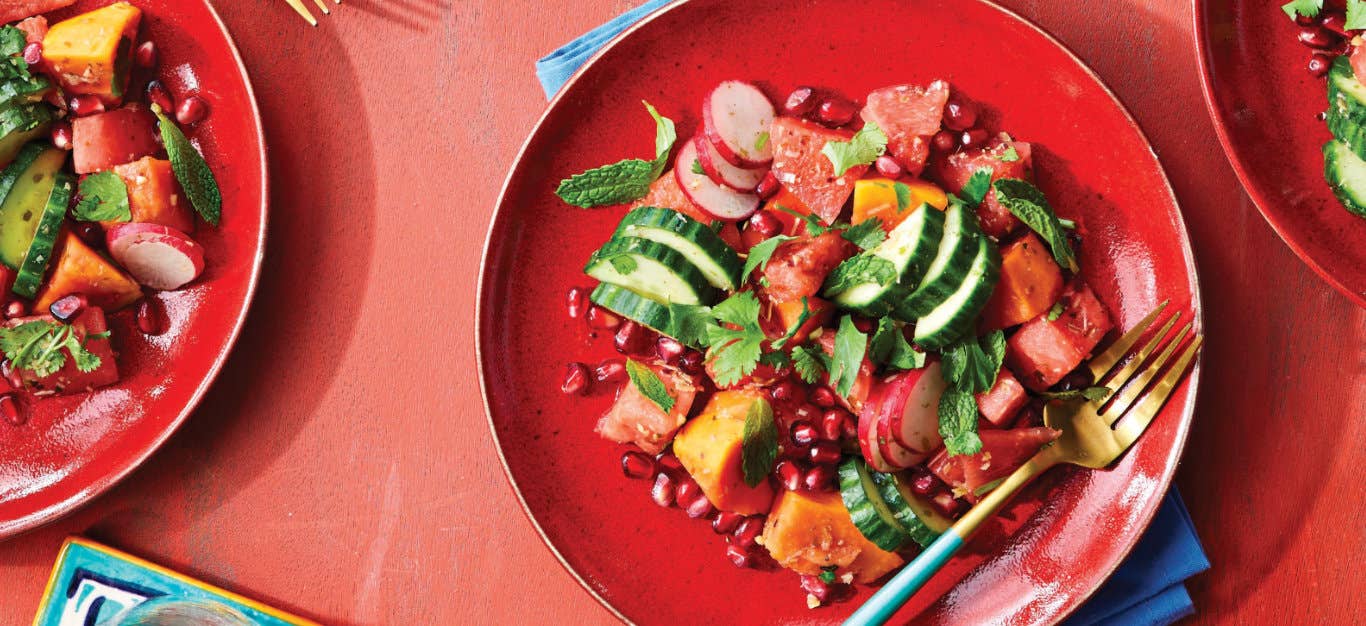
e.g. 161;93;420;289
477;0;1204;622
1192;0;1366;308
0;0;269;539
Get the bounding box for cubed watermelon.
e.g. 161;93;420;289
758;231;855;302
5;306;118;395
860;80;950;177
769;117;867;225
1005;282;1114;391
928;427;1059;496
595;363;697;455
975;369;1028;428
0;0;74;26
935;141;1033;238
72;105;160;174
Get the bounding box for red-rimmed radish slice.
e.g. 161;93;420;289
703;80;776;168
106;222;205;291
888;362;947;456
876;415;919;470
674;140;760;220
857;406;897;473
694;134;766;192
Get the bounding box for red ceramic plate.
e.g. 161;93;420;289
479;0;1201;623
0;0;266;537
1196;1;1366;306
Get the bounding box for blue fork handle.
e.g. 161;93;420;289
843;531;965;625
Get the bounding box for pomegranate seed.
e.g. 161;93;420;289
776;460;804;491
790;420;819;446
1299;25;1342;50
943;97;979;131
675;476;703;504
769;380;801;403
784;86;819;116
800;575;831;603
621;451;654;479
809;387;836;408
908;468;939;496
566;287;586;319
961;128;990;150
48;294;87;323
803;464;836;491
68;95;104;118
932;129;958;152
4;301;25;319
1322;12;1349;36
713;511;744;534
0;394;25;426
1;362;22;390
733;516;763;548
655;453;684;477
931;492;964;518
73;221;103;249
50;122;72;151
817;98;857;127
841;413;858;440
585;305;620;330
874;155;902;178
753;171;780;199
614;321;654;356
851;315;875;333
22;42;41;65
685;496;714;519
146;81;174;113
748;210;781;238
137;298;167;335
725;543;752;568
655;336;684;364
135;40;158;68
808;441;842;466
175;95;209;125
560;362;589;395
592;358;626;384
677;350;704;375
651;473;676;507
794;402;821;423
819;409;845;441
1310;53;1334;78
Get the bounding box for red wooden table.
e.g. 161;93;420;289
0;0;1362;624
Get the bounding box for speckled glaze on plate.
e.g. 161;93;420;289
478;0;1202;623
1196;0;1366;307
0;0;266;538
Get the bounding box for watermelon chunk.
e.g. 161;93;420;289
769;117;867;224
936;141;1033;239
758;231;855;302
1005;282;1113;391
860;81;950;177
928;427;1060;496
595;363;697;455
975;369;1028;428
0;0;74;26
4;306;118;395
72;105;161;174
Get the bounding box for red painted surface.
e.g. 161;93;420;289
0;1;1362;625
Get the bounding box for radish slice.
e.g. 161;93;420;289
703;80;776;168
876;414;919;470
106;222;205;291
857;406;897;473
694;134;766;192
673;140;760;220
888;362;947;457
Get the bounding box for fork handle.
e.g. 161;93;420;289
842;453;1058;626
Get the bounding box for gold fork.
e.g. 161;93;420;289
284;0;342;26
845;301;1202;626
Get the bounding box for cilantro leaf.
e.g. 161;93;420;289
960;168;995;206
1046;300;1065;322
830;316;867;398
741;398;779;487
791;344;829;384
938;388;983;456
1282;0;1323;19
893;182;914;212
625;358;675;414
1348;0;1366;28
741;235;794;283
869;318;925;371
0;27;49;104
1000;145;1021;162
690;158;704;175
153;106;221;226
941;330;1007;394
755;131;770;152
822;254;897;297
819;569;838;584
72;171;131;222
776;204;829;236
607;254;637;275
822;121;887;176
665;303;715;349
1041;386;1113;403
0;319;104;378
841;218;887;250
759;350;791;369
556;101;676;208
992;178;1078;272
704;292;767;387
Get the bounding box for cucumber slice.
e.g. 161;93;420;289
913;234;1002;349
1324;139;1366;218
1329;56;1366;125
0;104;52;168
891;474;953;534
871;471;941;549
588;283;675;336
895;201;980;320
12;172;71;299
826;204;945;317
0;146;65;270
1327;104;1366;162
0;76;51;108
838;457;910;552
584;237;720;306
612;207;742;291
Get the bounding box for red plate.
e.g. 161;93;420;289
478;0;1201;623
0;0;266;537
1196;1;1366;306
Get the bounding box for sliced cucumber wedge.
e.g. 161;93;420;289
585;237;719;306
914;233;1002;349
1329;55;1366;125
588;283;675;335
871;471;941;549
0;104;52;169
0;146;66;270
1325;139;1366;218
838;457;910;552
891;473;953;534
826;204;944;317
895;201;980;321
12;171;71;299
612;206;742;291
1327;104;1366;162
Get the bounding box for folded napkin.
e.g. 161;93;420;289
534;5;1210;624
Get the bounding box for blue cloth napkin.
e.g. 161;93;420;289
534;5;1211;624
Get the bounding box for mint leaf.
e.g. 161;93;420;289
894;181;914;212
960;168;995;206
72;171;131;222
1282;0;1323;19
1348;0;1366;28
830;315;867;398
626;358;675;413
841;218;886;250
938;388;982;456
822;121;887;176
154;106;221;226
1000;145;1021;162
741;398;778;487
869;318;925;371
556;101;676;208
742;235;795;283
1041;386;1113;403
822;254;897;297
941;330;1007;394
992;178;1078;272
704;292;767;387
791;344;829;384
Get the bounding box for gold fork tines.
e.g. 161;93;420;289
285;0;342;26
